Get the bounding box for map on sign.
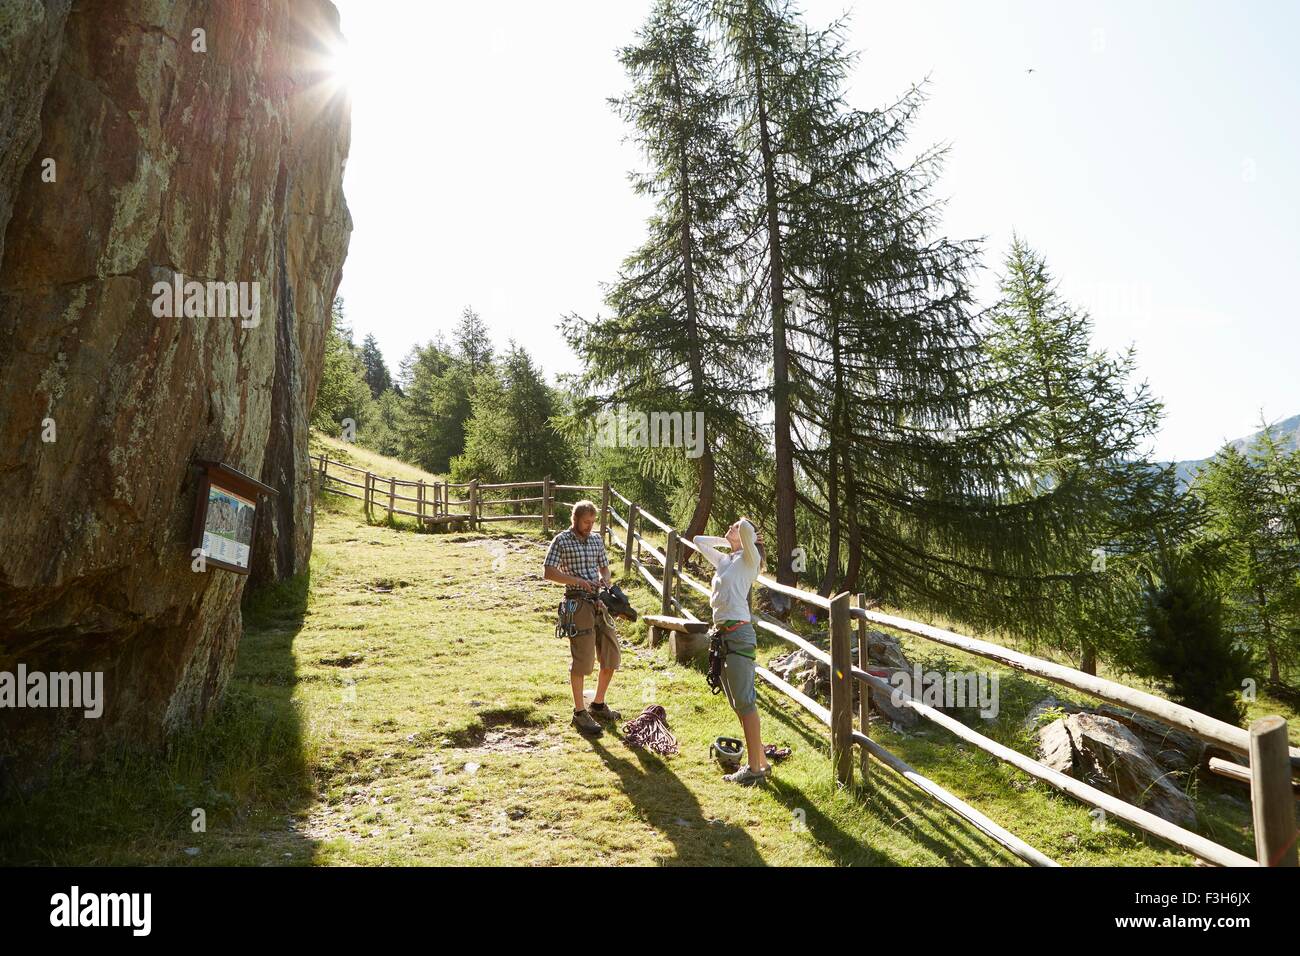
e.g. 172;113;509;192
202;484;256;569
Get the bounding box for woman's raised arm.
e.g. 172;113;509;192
691;534;729;568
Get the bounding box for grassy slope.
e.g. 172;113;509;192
310;430;444;484
6;478;1291;866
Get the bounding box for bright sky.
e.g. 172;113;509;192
331;0;1299;463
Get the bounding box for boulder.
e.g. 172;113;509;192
767;647;919;728
865;629;911;671
1037;714;1076;774
0;0;73;261
1024;697;1210;774
1023;695;1075;733
1037;713;1198;829
0;0;351;784
860;666;921;728
1094;705;1207;773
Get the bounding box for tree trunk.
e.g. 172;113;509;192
1080;641;1097;676
819;299;843;598
673;60;714;541
685;447;716;541
841;441;862;593
819;452;840;597
755;67;796;586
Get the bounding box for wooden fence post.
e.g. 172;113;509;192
623;503;638;577
830;591;854;788
417;480;425;526
388;476;396;521
600;481;610;547
1250;715;1298;866
542;476;552;535
364;472;373;522
468;480;479;531
661;530;678;617
855;592;871;786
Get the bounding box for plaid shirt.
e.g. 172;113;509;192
544;528;608;584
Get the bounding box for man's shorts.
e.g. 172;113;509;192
720;622;758;716
567;597;621;675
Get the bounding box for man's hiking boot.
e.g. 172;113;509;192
723;764;770;787
572;708;603;736
588;702;621;722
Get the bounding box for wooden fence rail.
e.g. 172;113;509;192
311;452;1296;867
312;456;616;547
613;497;1296;869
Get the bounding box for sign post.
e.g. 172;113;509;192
190;460;278;574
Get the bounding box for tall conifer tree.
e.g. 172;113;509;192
563;0;761;538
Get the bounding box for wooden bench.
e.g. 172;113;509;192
642;614;710;662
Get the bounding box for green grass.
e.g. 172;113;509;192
1;485;1290;866
310;429;444;484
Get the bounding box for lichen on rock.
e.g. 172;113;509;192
0;0;351;786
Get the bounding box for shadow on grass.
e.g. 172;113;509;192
758;697;1024;866
0;571;316;866
589;736;766;866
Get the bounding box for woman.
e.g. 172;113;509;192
693;517;769;785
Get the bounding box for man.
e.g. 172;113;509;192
543;499;621;736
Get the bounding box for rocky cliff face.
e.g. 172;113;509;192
0;0;351;782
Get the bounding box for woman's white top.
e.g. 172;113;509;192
693;521;762;624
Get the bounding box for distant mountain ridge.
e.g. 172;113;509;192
1163;412;1300;489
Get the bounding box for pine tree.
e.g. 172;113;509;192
455;307;495;376
705;0;991;594
705;0;818;583
1200;437;1300;684
978;237;1178;670
396;337;476;474
453;343;574;484
358;333;393;399
1129;547;1250;724
778;76;987;598
562;0;761;539
706;1;1083;622
311;297;376;438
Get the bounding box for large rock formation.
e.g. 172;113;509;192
0;0;351;783
1038;712;1199;829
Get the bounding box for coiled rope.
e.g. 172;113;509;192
621;704;678;756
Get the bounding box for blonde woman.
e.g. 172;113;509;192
692;517;769;785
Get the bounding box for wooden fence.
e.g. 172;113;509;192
610;494;1299;869
312;454;610;538
315;454;1299;868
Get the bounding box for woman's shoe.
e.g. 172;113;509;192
722;764;770;786
763;744;792;762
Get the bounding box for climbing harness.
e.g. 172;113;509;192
556;583;638;639
705;620;749;694
555;593;588;640
621;704;678;756
706;633;725;694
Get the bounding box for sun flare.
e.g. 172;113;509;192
319;36;353;96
